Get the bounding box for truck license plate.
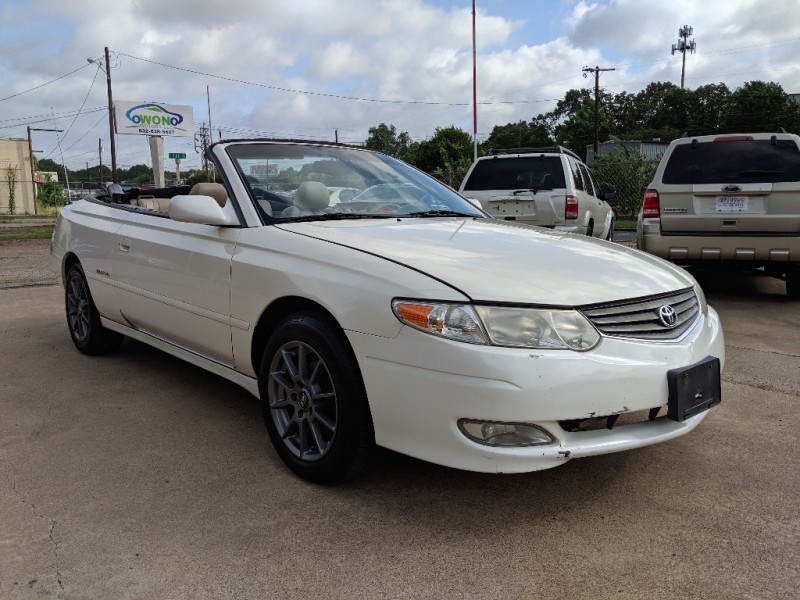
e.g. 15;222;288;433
715;196;747;212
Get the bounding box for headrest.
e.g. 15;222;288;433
190;182;227;207
294;181;330;212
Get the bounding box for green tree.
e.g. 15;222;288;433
38;174;64;207
365;123;412;158
553;99;613;159
484;117;553;150
3;164;17;214
722;81;800;133
591;137;659;220
685;83;731;135
407;126;474;186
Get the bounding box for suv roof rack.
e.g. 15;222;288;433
486;146;581;160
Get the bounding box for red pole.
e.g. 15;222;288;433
472;0;478;160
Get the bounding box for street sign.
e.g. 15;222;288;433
168;153;187;159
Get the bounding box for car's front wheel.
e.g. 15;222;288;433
259;312;375;484
64;263;123;355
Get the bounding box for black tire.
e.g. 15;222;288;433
586;220;594;237
787;264;800;299
606;218;615;241
259;312;374;484
64;263;124;355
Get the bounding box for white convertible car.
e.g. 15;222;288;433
52;140;724;484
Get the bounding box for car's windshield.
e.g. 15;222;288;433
226;143;484;221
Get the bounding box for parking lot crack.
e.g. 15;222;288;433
725;343;800;359
49;519;65;596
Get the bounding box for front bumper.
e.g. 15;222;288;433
349;306;724;473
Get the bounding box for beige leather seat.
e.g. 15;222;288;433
280;181;330;217
190;182;228;207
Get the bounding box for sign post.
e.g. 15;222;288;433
114;101;194;188
168;152;187;184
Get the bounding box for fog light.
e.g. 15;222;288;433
458;419;555;447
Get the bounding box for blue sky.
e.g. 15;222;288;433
2;0;800;174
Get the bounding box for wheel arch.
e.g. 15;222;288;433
62;252;81;283
250;296;349;377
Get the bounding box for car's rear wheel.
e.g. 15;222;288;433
259;312;374;484
586;220;594;237
65;263;123;355
787;264;800;299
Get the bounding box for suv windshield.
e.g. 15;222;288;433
462;156;567;191
226;143;484;221
663;139;800;184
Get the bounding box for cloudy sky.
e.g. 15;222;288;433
2;0;799;174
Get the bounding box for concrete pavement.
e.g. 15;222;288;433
0;257;798;599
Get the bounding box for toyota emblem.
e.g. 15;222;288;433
657;305;678;328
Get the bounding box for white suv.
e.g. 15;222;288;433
637;132;800;298
459;146;615;239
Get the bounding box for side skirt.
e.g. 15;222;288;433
100;316;261;400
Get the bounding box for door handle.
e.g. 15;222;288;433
119;238;130;252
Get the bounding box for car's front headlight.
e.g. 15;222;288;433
392;301;600;351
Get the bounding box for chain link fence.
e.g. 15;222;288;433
591;159;660;222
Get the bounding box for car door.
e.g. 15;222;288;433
112;207;242;366
581;163;612;236
62;200;131;317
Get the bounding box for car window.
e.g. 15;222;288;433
662;139;800;184
567;157;584;191
578;163;596;196
227;143;484;221
462;157;567;191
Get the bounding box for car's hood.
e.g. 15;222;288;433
276;218;695;305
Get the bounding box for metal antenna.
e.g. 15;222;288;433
671;25;697;89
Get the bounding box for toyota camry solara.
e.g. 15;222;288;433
51;140;724;484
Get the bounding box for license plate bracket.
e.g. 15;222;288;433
667;356;722;422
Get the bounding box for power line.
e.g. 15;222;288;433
45;65;102;158
0;63;93;103
115;51;559;107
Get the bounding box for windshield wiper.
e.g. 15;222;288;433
407;210;478;217
279;212;397;223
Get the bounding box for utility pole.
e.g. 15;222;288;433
582;65;615;157
672;25;696;89
98;138;103;183
88;48;118;183
199;122;210;178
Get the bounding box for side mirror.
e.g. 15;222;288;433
169;195;237;226
600;189;616;201
464;197;484;210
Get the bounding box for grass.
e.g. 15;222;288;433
0;206;62;221
616;219;637;229
0;226;54;241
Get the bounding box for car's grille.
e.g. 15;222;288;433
579;288;700;341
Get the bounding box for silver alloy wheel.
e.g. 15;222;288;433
268;341;338;461
67;273;90;343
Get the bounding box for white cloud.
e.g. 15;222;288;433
2;0;800;171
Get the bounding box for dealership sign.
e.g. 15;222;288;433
114;101;194;137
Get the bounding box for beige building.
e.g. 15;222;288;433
0;138;37;214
